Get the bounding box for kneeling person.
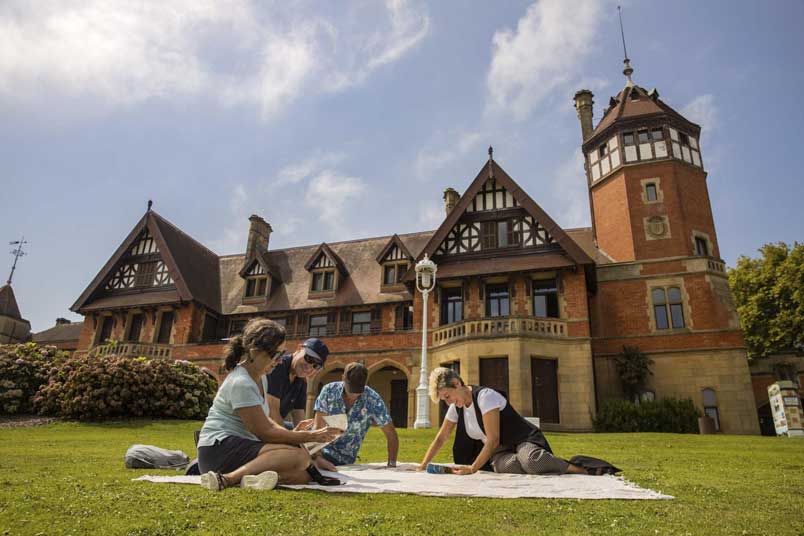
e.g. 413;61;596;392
314;362;399;468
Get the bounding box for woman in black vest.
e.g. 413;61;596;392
417;367;590;475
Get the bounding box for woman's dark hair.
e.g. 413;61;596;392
224;318;286;371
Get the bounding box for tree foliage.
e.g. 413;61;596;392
614;345;654;401
728;242;804;357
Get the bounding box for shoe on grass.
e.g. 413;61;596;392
241;470;279;490
200;471;229;491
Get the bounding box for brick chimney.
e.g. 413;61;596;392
573;89;594;142
246;215;272;258
443;188;460;216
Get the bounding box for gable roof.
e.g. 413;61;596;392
71;210;221;313
33;321;84;344
375;234;413;263
238;250;281;282
0;285;23;320
304;243;348;275
586;84;701;148
409;158;593;274
220;231;433;315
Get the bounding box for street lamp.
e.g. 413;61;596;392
414;254;437;429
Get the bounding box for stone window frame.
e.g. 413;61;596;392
640;177;664;204
123;310;146;343
702;387;721;432
691;230;713;258
645;278;693;333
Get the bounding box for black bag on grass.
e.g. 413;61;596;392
125;444;190;470
568;455;621;475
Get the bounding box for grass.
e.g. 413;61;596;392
0;422;803;535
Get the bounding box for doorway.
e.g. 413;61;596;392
531;357;559;423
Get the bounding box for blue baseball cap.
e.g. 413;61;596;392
302;338;329;364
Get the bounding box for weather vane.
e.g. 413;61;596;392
7;236;27;285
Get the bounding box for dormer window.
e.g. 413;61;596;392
311;270;335;292
306;245;344;296
382;263;408;286
377;237;413;289
243;261;268;299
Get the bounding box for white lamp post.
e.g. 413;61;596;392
414;254;437;429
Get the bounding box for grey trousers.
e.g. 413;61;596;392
490;442;569;475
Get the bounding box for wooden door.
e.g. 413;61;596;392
479;357;509;396
390;379;408;428
531;358;559;423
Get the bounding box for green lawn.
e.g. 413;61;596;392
0;422;802;535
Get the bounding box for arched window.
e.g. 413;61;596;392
652;287;685;330
702;388;720;432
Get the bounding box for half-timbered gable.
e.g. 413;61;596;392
411;156;593;276
104;230;175;291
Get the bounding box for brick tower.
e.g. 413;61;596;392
574;58;760;434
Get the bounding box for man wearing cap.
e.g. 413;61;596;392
266;338;329;428
313;362;399;468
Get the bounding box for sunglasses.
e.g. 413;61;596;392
303;353;324;370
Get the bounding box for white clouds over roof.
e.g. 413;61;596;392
0;0;430;118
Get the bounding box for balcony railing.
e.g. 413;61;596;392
432;316;567;348
88;342;173;359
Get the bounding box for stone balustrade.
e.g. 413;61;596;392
88;342;172;359
431;316;567;348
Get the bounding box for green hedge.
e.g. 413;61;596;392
0;343;68;414
593;398;702;433
33;353;218;421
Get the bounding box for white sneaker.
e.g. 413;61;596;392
200;471;228;491
241;470;279;491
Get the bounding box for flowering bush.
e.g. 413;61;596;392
34;354;218;421
0;343;67;414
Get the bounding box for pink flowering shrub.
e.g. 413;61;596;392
33;354;218;421
0;343;67;414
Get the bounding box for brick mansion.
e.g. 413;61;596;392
68;61;760;434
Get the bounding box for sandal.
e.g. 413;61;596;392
200;471;230;491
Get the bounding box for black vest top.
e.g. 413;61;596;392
452;386;552;468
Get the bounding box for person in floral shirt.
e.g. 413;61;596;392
313;362;399;468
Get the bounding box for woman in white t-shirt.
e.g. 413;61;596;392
417;367;589;476
197;318;342;491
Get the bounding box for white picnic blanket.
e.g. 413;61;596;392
134;462;673;500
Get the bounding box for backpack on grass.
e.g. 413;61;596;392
125;444;190;470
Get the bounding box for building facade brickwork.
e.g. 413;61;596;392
69;64;760;434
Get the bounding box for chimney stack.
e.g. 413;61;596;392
443;188;460;216
573;89;595;142
246;215;272;258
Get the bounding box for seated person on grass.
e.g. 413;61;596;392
313;362;399;469
196;318;342;491
266;337;329;428
418;367;616;476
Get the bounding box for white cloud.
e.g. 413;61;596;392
304;170;367;229
271;151;347;188
551;150;591;229
681;94;718;139
0;0;430;118
415;130;484;181
486;0;611;120
417;200;444;229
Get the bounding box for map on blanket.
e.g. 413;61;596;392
134;462;673;500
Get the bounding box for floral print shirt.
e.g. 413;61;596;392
314;381;392;465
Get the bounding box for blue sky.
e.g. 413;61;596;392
2;0;803;332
